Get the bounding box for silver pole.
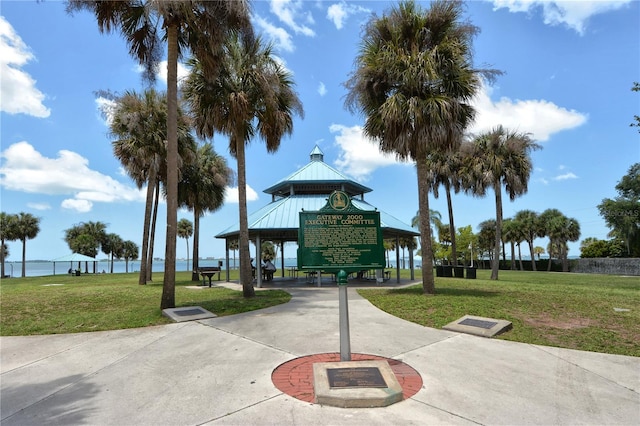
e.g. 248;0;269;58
337;270;351;361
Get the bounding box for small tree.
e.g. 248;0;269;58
122;240;139;273
177;219;193;271
0;213;18;278
14;212;40;277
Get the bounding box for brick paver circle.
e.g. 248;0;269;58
271;353;423;404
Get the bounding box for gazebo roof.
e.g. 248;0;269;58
216;194;419;240
52;253;96;262
262;146;371;198
216;146;418;242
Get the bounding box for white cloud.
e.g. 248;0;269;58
469;83;587;141
489;0;632;35
27;202;51;211
317;82;327;96
225;185;259;204
554;172;578;181
270;0;315;36
253;14;295;53
0;16;50;118
326;2;370;30
155;60;190;86
330;124;409;181
61;199;93;213
0;141;145;213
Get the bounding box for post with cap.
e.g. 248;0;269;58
337;270;351;361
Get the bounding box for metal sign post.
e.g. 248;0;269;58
337;270;351;361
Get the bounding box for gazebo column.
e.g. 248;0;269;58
280;240;285;277
395;235;401;283
409;246;415;281
255;234;262;288
224;238;230;282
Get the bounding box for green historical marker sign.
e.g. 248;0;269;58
297;190;385;273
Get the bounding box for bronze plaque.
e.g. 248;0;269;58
327;367;387;388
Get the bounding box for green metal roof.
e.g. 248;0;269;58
216;145;418;242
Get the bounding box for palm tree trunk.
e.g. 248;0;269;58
492;182;502;280
510;241;516;270
547;239;553;272
445;183;457;266
192;210;200;281
21;239;26;277
517;243;523;270
1;237;5;278
161;22;178;310
417;160;435;294
236;135;255;298
529;240;537;271
147;182;160;281
138;168;156;285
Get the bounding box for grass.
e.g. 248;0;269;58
0;271;290;336
358;269;639;357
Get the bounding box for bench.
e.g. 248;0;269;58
198;266;221;287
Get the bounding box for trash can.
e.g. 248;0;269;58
443;265;453;277
75;270;80;276
454;266;464;278
465;267;476;279
435;265;444;277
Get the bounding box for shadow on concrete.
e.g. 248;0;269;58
1;374;99;426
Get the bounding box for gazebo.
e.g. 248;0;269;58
216;146;420;286
51;253;97;275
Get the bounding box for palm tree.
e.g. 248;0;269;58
177;219;193;271
68;0;252;309
534;246;545;260
122;240;139;273
463;126;540;280
183;34;303;298
426;148;463;266
478;219;497;268
345;0;488;294
502;218;518;270
540;208;563;271
110;89;196;283
177;143;233;280
550;215;580;272
228;239;239;270
514;209;542;271
0;213;18;278
103;233;124;273
13;212;40;277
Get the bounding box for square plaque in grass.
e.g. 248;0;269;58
443;315;512;338
162;306;216;323
313;360;403;408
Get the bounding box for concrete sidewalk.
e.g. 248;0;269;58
1;284;638;425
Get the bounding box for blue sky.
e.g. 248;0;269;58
1;0;639;262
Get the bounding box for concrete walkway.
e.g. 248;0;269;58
1;283;638;425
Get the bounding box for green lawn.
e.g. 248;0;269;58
358;269;640;357
0;271;290;336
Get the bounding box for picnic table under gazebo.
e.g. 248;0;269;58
51;253;97;275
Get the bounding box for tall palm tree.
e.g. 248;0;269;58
478;219;497;267
463;126;540;280
110;89;195;284
13;212;40;277
177;143;233;280
514;209;542;271
502;218;518;270
426;148;463;265
550;215;580;272
228;239;239;270
68;0;251;309
183;34;303;298
345;0;488;294
177;219;193;271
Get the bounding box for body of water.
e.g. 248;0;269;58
2;257;420;278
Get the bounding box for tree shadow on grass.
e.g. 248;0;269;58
384;285;500;298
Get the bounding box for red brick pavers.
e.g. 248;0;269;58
271;353;423;404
